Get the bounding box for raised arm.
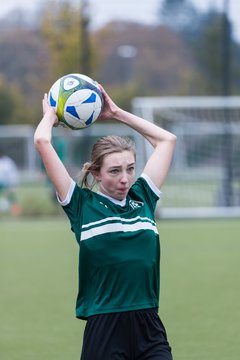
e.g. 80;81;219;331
99;86;177;189
34;94;72;201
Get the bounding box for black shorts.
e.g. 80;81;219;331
80;308;173;360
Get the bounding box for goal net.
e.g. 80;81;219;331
132;96;240;219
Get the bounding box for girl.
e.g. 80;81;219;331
34;85;176;360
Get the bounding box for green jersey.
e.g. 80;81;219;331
60;174;161;320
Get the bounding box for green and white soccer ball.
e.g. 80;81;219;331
48;73;104;130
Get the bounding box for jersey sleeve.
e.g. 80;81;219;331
58;180;88;241
130;173;161;213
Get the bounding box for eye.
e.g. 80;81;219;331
127;166;135;173
110;169;119;174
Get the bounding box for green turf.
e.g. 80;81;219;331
159;219;240;360
0;219;82;360
1;218;240;360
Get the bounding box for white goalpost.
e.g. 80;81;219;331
132;96;240;219
2;96;240;219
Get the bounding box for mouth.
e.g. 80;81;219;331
117;188;128;195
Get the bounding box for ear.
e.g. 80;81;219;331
92;171;101;182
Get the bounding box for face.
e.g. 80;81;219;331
94;151;135;200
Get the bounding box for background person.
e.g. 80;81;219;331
0;148;21;216
34;85;176;360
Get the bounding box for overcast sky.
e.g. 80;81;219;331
1;0;240;42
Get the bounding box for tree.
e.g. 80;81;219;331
92;21;198;112
159;0;198;33
0;78;28;125
0;27;50;117
192;10;235;95
0;88;15;125
0;25;50;124
158;0;240;95
40;0;82;82
80;0;91;75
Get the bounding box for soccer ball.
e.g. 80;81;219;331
48;73;103;130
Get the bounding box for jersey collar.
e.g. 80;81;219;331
97;191;127;207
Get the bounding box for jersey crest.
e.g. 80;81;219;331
129;199;143;209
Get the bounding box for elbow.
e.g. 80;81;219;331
172;134;177;145
154;133;177;150
168;133;177;146
170;134;177;142
165;133;177;152
34;135;51;151
171;134;177;151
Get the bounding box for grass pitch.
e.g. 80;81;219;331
0;218;240;360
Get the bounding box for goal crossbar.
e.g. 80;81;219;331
132;96;240;219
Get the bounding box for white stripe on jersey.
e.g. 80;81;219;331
140;173;162;198
81;217;158;241
82;215;156;229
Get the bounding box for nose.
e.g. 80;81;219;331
120;171;128;183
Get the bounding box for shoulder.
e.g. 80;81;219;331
131;173;162;199
57;179;93;207
140;173;162;198
129;173;162;212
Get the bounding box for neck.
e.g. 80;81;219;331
97;191;126;206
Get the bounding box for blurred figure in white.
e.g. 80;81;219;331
0;148;22;216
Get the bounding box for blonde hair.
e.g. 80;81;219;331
78;135;136;188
